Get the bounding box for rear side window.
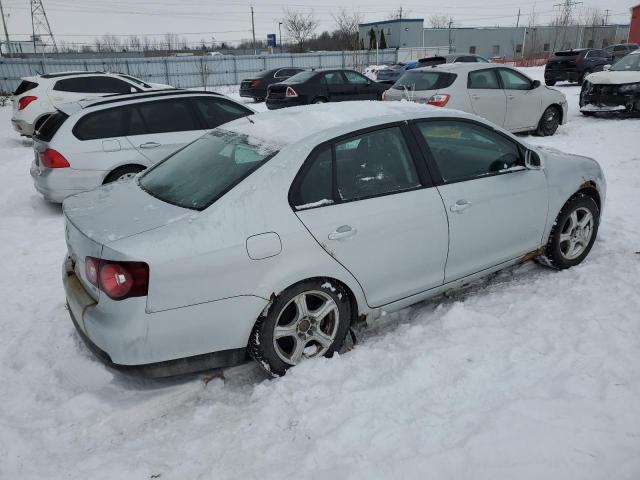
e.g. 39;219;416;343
191;97;251;129
468;69;500;89
321;72;345;85
394;71;456;91
73;105;146;140
417;120;523;183
344;71;369;85
137;99;200;134
14;80;38;95
293;146;333;209
53;77;95;93
34;111;68;142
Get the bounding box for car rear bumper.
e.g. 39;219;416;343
63;255;267;376
544;69;580;81
30;160;105;203
239;87;267;99
11;117;34;136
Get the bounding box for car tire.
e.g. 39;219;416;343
535;106;561;136
538;193;600;270
545;79;556;86
312;97;328;104
103;165;146;184
581;110;596;117
249;279;352;377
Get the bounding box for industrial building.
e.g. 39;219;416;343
630;4;640;43
359;18;631;59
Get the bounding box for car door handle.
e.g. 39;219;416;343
450;200;472;213
507;94;515;100
471;94;480;100
328;225;357;241
139;142;161;149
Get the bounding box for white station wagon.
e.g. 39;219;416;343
62;102;605;377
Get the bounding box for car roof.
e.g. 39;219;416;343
38;71;106;79
220;101;485;149
413;62;501;73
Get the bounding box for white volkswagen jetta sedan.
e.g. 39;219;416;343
62;102;605;377
383;63;568;136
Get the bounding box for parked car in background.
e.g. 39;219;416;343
11;71;173;137
61;101;605;378
375;63;413;84
544;49;613;85
416;54;490;68
239;68;305;102
265;69;389;109
30;90;253;202
604;43;639;62
383;63;568;136
580;49;640;115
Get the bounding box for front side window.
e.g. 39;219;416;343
321;72;345;85
611;53;640;71
137;99;200;134
498;69;532;90
344;71;369;85
91;77;136;94
139;131;277;210
417;121;523;183
191;97;251;129
468;69;500;89
334;127;419;201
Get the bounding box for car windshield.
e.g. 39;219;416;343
393;71;453;91
610;53;640;71
283;71;316;84
138;130;278;211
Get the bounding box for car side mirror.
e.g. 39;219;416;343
525;150;541;169
603;64;611;71
531;80;541;89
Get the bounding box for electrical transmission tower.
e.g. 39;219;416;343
31;0;57;53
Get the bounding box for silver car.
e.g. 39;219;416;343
31;90;254;202
383;63;568;136
62;101;605;377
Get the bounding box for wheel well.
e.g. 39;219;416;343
274;276;359;326
573;183;601;212
103;164;146;184
549;103;563;123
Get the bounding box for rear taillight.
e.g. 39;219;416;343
285;86;298;98
427;94;450;107
38;148;70;168
18;95;38;110
86;256;149;300
250;79;261;88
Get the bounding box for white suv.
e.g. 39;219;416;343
30;90;254;202
11;71;172;136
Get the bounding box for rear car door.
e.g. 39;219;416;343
343;71;379;100
467;68;507;127
320;72;353;102
497;68;541;130
413;119;548;282
291;124;449;307
128;98;206;163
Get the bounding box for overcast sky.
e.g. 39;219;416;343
1;0;636;47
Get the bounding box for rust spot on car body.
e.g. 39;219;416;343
519;247;545;263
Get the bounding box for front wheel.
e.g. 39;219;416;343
536;106;561;136
538;194;599;269
249;280;352;377
103;165;145;184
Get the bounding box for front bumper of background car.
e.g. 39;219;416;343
580;81;640;113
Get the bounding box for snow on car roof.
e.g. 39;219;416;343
220;101;467;146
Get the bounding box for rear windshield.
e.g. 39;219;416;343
138;130;278;211
283;71;317;84
14;80;38;95
417;57;446;67
34;111;69;142
611;53;640;71
393;71;456;91
552;50;582;58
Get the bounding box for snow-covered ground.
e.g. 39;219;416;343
1;67;640;480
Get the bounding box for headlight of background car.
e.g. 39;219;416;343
618;82;640;93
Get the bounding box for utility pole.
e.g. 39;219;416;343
448;19;454;53
31;0;58;54
604;9;611;25
516;8;521;27
250;5;256;55
278;21;283;54
0;0;11;57
553;0;582;49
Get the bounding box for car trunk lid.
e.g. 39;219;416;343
268;84;287;99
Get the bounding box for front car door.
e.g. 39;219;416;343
320;71;353;102
467;68;507;127
128;98;206;163
497;68;542;130
292;124;449;307
412;119;548;282
343;70;379;100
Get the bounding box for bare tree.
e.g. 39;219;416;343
128;35;142;52
164;33;179;51
387;6;411;20
282;9;318;52
428;15;456;28
332;8;361;50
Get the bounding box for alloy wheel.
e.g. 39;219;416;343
558;207;594;260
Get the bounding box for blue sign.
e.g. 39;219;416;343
267;33;276;47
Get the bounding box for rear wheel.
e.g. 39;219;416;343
249;280;352;377
103;165;145;184
545;79;556;86
535;106;561;136
312;97;328;104
538;194;599;270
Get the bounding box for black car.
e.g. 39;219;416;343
265;69;389;110
604;43;639;62
240;68;304;102
416;54;490;68
544;49;613;85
